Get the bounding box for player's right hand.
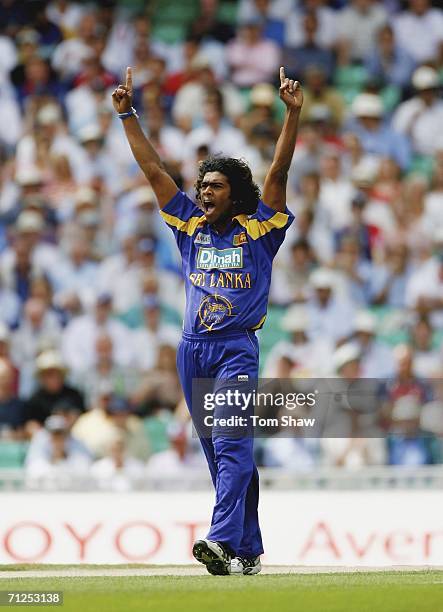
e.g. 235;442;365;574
111;66;133;113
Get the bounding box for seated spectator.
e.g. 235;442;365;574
91;434;145;491
131;296;181;371
405;229;443;327
393;0;443;65
336;0;388;65
25;414;92;487
172;57;245;132
71;332;140;405
0;273;20;327
182;94;247;164
335;192;382;262
409;316;441;378
392;66;443;157
238;0;285;47
226;18;280;88
349;93;411;170
240;83;280;143
14;56;65;109
132;344;181;416
11;298;63;397
332;235;375;306
288;123;324;189
270;238;317;305
145;422;205;484
61;292;134;371
25;349;84;426
299;66;345;128
16;102;91;184
51;10;97;79
284;0;337;50
364;23;415;90
263;305;333;376
72;393;150;461
380;345;433;423
350;311;396;378
318;148;354;231
0;358;26;439
284;12;335;82
371;241;413;308
306;268;356;343
387;395;439;465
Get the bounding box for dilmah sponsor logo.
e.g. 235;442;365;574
196;247;243;270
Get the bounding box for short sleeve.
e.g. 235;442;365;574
159;191;205;254
234;200;295;259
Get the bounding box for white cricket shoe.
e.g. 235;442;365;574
230;556;262;575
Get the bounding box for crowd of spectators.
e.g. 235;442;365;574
0;0;443;484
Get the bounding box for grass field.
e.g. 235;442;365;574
0;568;442;612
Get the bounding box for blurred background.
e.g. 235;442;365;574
0;0;443;564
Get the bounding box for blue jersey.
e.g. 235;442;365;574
160;191;294;334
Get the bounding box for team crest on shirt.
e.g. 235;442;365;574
198;294;233;330
233;232;247;246
194;232;211;245
196;247;243;270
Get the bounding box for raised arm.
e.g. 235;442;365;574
262;67;303;212
112;67;178;208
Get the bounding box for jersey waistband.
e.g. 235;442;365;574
182;330;256;342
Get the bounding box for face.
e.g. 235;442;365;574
339;359;360;379
40;369;64;393
199;172;234;225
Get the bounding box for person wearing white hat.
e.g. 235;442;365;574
350;93;411;170
392;66;443;156
332;342;361;377
263;305;333;376
306;267;356;343
25;349;85;426
352;311;396;378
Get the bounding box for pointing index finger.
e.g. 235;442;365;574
126;66;132;90
280;66;285;84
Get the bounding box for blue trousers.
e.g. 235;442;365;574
177;330;264;558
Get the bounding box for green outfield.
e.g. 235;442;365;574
0;569;442;612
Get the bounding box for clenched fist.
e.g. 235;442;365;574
111;66;133;113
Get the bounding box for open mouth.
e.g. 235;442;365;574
203;201;216;214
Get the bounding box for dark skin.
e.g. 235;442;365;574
199;171;234;232
112;67;303;225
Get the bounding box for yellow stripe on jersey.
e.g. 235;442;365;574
251;314;267;330
159;211;205;236
233;211;289;240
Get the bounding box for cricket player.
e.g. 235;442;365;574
112;66;303;575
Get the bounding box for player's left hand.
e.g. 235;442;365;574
279;67;303;110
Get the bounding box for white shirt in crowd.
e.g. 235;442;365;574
393;7;443;63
